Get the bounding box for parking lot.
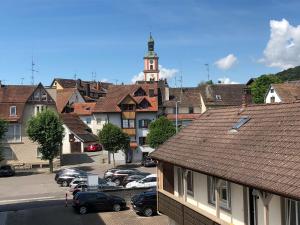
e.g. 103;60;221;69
0;152;167;225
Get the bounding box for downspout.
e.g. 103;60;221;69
258;191;273;225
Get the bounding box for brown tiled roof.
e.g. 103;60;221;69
199;84;246;107
0;85;36;121
73;102;96;116
56;88;78;113
166;113;201;121
60;113;98;142
164;88;201;108
93;83;158;113
151;102;300;200
272;83;300;102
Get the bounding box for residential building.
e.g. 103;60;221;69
0;83;56;167
60;113;98;154
50;78;111;101
152;102;300;225
93;83;158;163
265;82;300;103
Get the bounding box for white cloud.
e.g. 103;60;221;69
100;78;109;82
215;54;237;70
218;77;238;84
261;19;300;70
131;65;179;83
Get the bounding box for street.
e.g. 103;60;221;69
0;152;167;225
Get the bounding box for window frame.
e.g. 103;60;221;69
270;96;275;103
187;170;194;196
188;107;194;114
139;136;147;146
5;123;22;143
139;119;150;128
122;119;135;128
208;176;231;211
9;106;16;116
285;198;300;225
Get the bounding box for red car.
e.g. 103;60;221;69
84;144;102;152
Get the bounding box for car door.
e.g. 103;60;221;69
95;193;110;211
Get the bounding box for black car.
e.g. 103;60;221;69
73;192;126;214
110;170;150;186
57;174;87;187
131;190;157;217
122;174;147;187
141;157;157;167
0;165;15;177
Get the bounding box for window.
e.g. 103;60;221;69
187;171;194;196
122;104;135;111
177;167;184;197
122;119;135;128
150;65;153;70
216;95;222;100
35;105;47;115
37;149;42;158
270;88;274;93
2;147;14;160
139;119;151;128
270;96;275;103
34;90;40;101
41;90;47;101
134;88;146;96
149;89;154;97
5;124;21;143
85;117;91;124
139;100;149;109
139;137;147;146
188;107;194;114
285;199;300;225
208;176;231;210
232;116;251;130
10;106;16;116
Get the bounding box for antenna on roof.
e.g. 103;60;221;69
74;73;77;80
20;77;24;85
92;72;96;81
31;57;38;85
204;63;210;82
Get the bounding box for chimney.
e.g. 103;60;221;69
86;83;90;97
96;82;101;90
242;87;252;107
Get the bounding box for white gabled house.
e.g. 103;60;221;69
265;82;300;103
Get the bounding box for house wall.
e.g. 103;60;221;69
5;104;56;165
265;86;281;103
172;167;285;225
62;125;71;154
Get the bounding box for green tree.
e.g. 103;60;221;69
0;119;8;161
27;110;64;173
250;75;282;104
98;123;129;167
147;116;176;149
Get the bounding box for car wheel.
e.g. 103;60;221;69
62;181;68;187
114;179;121;186
79;206;87;215
112;204;121;212
143;207;153;217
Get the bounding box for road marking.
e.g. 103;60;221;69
0;212;7;225
0;196;64;204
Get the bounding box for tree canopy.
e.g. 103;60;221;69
0;119;8;161
147;116;176;149
27;110;64;172
250;75;282;104
98;123;129;167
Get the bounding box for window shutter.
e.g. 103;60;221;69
139;120;142;128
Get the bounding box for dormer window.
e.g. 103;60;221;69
10;106;16;116
149;89;154;97
34;90;41;101
134;88;146;97
122;104;135;111
270;88;274;93
139;99;150;109
41;90;47;101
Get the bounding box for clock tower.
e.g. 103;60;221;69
144;33;159;82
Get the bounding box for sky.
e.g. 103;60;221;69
0;0;300;87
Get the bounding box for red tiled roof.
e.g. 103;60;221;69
56;88;78;113
152;102;300;200
73;102;96;116
93;83;158;113
166;113;201;121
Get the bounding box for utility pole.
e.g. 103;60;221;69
204;63;210;82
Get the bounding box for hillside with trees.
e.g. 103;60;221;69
250;66;300;103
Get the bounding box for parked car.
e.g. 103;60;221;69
73;192;126;214
103;168;138;181
69;177;88;188
57;174;87;187
131;190;157;217
122;174;147;187
84;143;102;152
126;174;157;188
54;168;86;181
111;170;150;186
70;178;117;195
0;165;15;177
141;157;157;167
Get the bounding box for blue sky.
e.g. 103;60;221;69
0;0;300;87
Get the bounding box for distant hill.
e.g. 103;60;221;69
250;65;300;103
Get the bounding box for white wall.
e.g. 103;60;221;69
265;86;281;103
136;112;156;139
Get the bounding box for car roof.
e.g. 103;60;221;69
145;174;157;178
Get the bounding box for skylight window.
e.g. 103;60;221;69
232;116;250;129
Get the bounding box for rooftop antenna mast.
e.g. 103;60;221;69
20;77;24;85
204;63;210;82
31;57;38;85
74;73;77;80
92;72;96;81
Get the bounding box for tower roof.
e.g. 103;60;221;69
145;33;157;58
